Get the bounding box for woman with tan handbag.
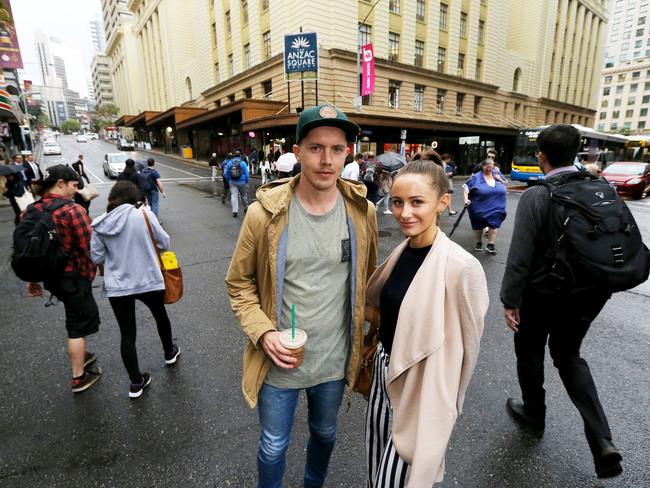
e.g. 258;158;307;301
364;156;489;487
90;181;180;399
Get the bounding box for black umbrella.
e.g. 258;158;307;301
375;152;406;173
0;164;24;176
448;205;468;238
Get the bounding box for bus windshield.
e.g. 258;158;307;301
512;133;539;167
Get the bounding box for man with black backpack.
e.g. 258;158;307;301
12;164;102;393
224;149;249;218
501;125;649;479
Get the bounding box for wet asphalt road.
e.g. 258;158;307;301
1;136;649;487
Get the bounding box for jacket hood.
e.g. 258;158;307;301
91;203;135;236
255;175;369;214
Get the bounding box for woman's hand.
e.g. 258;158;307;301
464;200;471;207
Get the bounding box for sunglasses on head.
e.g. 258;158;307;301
487;155;495;159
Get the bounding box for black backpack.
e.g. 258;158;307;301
229;158;243;180
11;199;71;289
541;172;650;293
141;167;155;192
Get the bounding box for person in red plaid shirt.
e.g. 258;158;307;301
30;165;102;393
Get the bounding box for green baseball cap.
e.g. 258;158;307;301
295;104;360;143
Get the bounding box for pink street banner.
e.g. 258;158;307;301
0;0;23;69
361;43;375;96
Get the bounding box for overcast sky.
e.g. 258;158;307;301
11;0;103;98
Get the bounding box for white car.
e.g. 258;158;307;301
86;132;99;140
43;140;62;155
103;152;130;178
76;134;88;143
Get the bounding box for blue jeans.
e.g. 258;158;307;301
146;190;159;218
257;379;346;488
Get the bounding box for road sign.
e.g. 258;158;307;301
284;32;319;81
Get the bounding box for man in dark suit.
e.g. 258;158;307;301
23;153;43;187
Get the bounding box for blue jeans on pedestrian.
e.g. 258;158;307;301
146;190;160;218
257;379;346;488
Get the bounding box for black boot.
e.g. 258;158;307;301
588;438;622;479
506;398;545;433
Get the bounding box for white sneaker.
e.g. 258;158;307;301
383;210;393;214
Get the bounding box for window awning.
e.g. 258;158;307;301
176;99;288;130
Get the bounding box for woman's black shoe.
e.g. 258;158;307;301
589;438;623;479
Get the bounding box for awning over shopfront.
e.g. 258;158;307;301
114;115;135;127
125;111;160;129
0;89;25;124
146;106;208;130
176;99;288;130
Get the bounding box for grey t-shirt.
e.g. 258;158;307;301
266;194;351;389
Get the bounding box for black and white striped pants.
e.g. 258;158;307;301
365;342;410;487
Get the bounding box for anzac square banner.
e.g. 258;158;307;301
284;32;318;81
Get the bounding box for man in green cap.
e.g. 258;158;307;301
226;104;378;487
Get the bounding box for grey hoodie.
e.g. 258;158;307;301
91;204;171;297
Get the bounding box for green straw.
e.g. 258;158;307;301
291;304;295;339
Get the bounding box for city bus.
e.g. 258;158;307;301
625;135;650;162
510;125;627;184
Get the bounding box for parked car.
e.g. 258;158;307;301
103;152;130;178
43;140;62;155
76;134;88;143
601;162;650;199
117;138;134;151
85;132;99;140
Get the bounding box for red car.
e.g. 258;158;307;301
601;162;650;199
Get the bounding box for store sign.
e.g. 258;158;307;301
400;129;407;140
431;141;438;149
459;136;480;145
361;43;375;96
284;32;318;80
0;1;23;69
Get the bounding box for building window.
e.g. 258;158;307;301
414;40;424;67
211;21;218;49
614;98;621;106
474;96;481;116
612;110;620;118
475;58;482;80
601;100;608;108
389;32;400;62
457;53;465;76
388;80;400;108
639;121;647;129
359;23;372;45
478;20;485;44
456;92;465;115
225;11;232;37
624;121;632;129
643;95;650;103
513;67;522;92
261;0;269;11
262;79;272;99
413;84;424;112
437;46;446;71
214;63;220;82
602;87;610;96
626;109;634;117
243;87;252;99
244;43;251;70
241;0;249;24
440;3;448;31
637;28;645;36
618;73;626;81
263;31;271;59
436;88;446;113
640;17;647;25
604;75;612;84
389;0;400;14
599;112;607;120
628;96;636;105
228;94;236;103
460;12;468;38
611;122;618;130
630;83;638;93
185;77;192;100
645;81;650;90
228;54;234;77
416;0;426;21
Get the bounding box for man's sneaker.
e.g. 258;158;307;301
84;351;97;368
475;242;483;252
165;344;181;365
129;373;152;398
486;243;497;255
71;369;102;394
383;210;393;214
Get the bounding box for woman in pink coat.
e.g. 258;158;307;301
364;156;489;487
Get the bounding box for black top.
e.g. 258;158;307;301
379;244;431;356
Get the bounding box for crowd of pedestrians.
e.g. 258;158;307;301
8;113;647;487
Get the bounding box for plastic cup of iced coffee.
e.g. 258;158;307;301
278;329;307;368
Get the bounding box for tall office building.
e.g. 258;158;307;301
596;0;650;134
90;13;107;53
91;53;116;107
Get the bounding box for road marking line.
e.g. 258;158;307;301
85;166;105;184
153;161;205;178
